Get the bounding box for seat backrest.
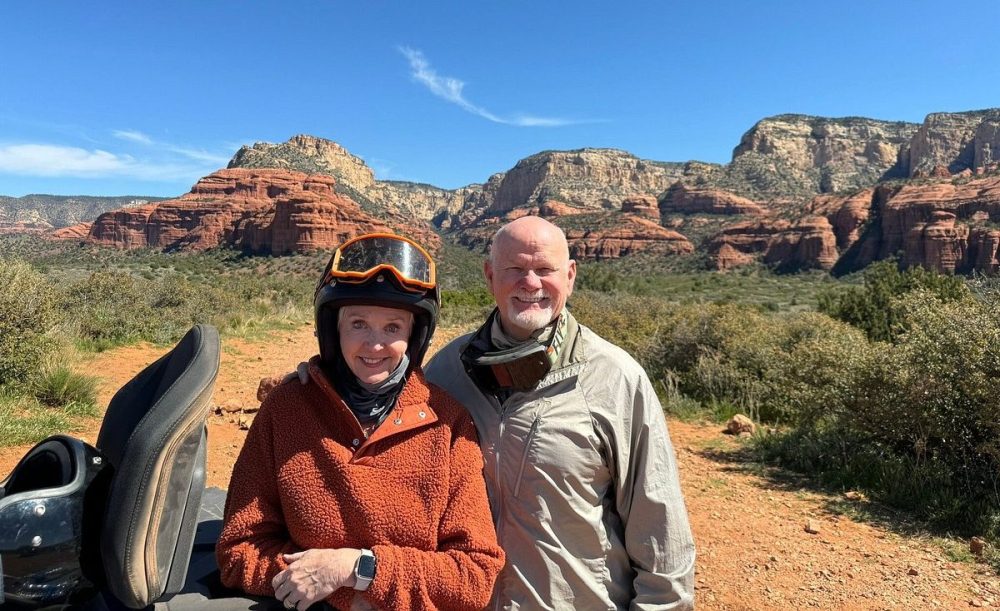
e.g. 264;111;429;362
96;324;220;609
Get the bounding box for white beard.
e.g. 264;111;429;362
504;292;554;334
509;306;554;333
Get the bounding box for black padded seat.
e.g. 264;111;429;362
95;324;220;609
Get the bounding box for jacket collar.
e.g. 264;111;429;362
307;356;438;452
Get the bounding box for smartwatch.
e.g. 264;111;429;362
353;548;377;591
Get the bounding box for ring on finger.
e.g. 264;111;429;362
283;599;296;610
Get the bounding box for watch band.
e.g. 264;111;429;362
353;548;376;591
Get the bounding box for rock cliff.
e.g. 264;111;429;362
228;135;466;222
37;108;1000;273
86;169;439;254
0;195;157;233
848;174;1000;273
476;149;685;217
905;110;1000;177
712;115;918;198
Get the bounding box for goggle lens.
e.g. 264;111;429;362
321;234;435;292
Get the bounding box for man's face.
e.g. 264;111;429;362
485;226;576;341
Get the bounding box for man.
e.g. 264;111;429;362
424;216;695;610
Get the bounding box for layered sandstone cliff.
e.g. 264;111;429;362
858;175;1000;273
35;108;1000;272
712;115;918;198
905;110;1000;177
476;149;685;217
228;134;467;222
707;217;839;272
86;168;438;254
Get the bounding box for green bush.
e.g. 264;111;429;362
851;291;1000;496
64;271;157;349
0;260;58;388
819;260;968;342
440;287;496;327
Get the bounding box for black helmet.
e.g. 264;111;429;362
0;435;113;609
314;233;439;375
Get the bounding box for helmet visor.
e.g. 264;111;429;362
325;233;435;292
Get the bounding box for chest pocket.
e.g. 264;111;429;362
513;383;608;508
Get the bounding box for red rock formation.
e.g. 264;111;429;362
712;243;755;271
875;176;1000;268
0;222;52;235
50;223;92;240
538;200;584;217
89;203;159;249
620;195;660;220
807;189;873;250
86;168;439;253
563;216;693;260
707;217;838;271
763;216;839;270
969;228;1000;273
915;211;968;273
660;183;766;215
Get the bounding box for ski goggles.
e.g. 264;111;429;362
320;233;436;293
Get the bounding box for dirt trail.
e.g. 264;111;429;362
3;325;999;610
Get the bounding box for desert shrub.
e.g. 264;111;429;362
573;295;869;423
851;291;1000;497
763;313;873;428
756;288;1000;542
59;269;313;349
440;287;495;327
571;290;680;373
32;365;99;416
0;260;59;387
64;271;157;349
818;260;968;342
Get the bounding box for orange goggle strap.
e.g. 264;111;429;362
319;233;435;293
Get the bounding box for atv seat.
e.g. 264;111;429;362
95;323;221;609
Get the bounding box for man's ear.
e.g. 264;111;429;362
567;259;577;294
484;259;494;290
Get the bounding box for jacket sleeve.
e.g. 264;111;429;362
606;370;696;611
215;398;295;595
362;412;505;610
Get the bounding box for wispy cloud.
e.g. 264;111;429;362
0;143;221;182
0;144;129;177
399;47;582;127
113;129;231;166
113;129;154;145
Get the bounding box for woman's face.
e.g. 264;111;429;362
338;305;414;385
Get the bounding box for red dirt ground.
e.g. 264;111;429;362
3;324;999;609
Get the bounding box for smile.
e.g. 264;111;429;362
514;295;549;304
359;357;387;366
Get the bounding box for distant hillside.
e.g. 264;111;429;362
0;194;163;231
44;106;1000;276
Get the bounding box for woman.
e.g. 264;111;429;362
216;233;504;611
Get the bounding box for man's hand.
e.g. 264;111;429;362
271;548;361;610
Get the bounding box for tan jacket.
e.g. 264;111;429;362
425;312;695;610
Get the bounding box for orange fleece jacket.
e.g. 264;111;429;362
216;358;504;610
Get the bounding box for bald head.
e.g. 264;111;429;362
485;215;577;340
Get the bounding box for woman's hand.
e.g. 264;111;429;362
271;548;361;610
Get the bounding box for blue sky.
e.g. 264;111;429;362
2;1;999;197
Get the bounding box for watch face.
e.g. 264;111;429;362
357;554;376;579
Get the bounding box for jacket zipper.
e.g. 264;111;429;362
513;415;542;498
